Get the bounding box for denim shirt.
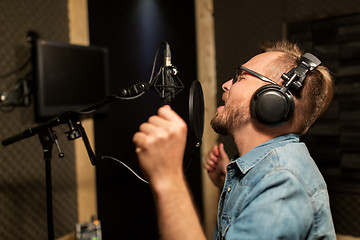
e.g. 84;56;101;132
213;134;336;240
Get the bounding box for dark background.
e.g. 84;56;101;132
88;1;201;239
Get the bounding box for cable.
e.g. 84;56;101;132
148;42;165;84
101;156;149;184
0;56;32;79
0;104;15;112
4;71;32;93
113;91;146;100
0;71;32;111
83;43;168;184
77;109;97;115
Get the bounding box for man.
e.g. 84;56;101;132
133;41;336;239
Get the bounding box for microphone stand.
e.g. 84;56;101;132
1;90;147;240
38;127;59;240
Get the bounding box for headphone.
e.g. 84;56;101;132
250;52;321;126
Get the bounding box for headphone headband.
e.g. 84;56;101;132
281;52;321;91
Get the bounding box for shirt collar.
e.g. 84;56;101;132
232;133;300;174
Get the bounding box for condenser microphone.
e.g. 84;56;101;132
151;42;183;106
161;42;176;105
117;42;204;148
164;42;171;67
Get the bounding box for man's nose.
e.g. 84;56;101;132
222;79;233;92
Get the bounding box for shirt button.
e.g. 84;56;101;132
227;187;231;192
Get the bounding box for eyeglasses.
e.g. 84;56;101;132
233;65;277;85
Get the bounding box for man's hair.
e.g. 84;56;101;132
261;41;334;135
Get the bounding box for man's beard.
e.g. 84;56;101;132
210;100;250;136
210;112;230;135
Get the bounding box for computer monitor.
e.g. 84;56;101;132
34;39;109;121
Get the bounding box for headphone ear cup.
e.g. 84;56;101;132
250;85;294;126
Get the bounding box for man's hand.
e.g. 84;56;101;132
133;105;206;240
204;143;230;189
133;105;188;188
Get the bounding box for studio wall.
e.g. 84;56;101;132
0;1;77;239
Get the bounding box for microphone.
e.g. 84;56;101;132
155;42;205;148
164;42;171;67
118;42;183;103
161;43;175;105
116;42;204;148
151;42;183;106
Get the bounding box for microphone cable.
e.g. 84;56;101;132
100;155;149;184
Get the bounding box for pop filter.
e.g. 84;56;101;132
188;80;204;147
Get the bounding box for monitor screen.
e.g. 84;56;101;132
34;39;109;121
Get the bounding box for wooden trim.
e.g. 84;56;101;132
67;0;98;223
195;0;219;238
